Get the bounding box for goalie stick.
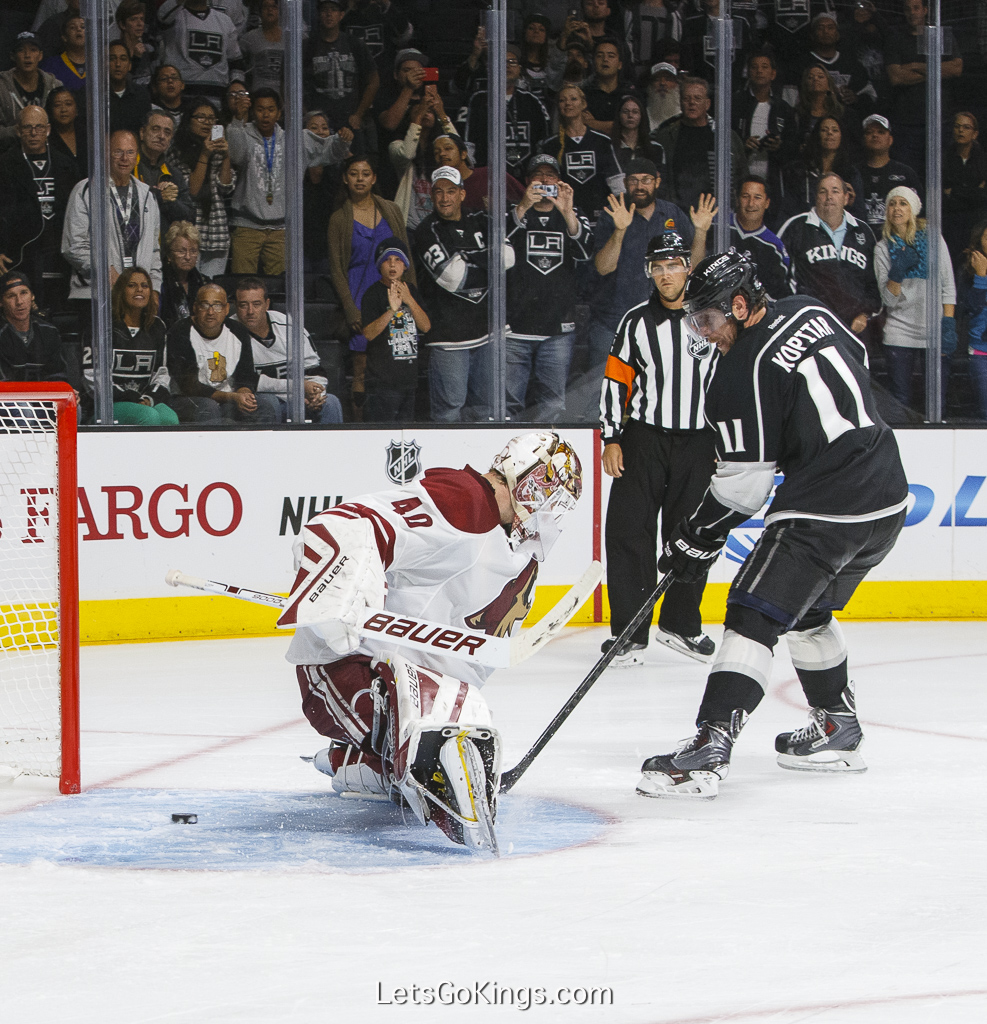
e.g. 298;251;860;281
165;562;601;670
499;569;676;794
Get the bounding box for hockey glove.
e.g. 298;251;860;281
658;520;721;584
941;316;958;358
887;246;922;284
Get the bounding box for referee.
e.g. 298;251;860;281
600;232;718;666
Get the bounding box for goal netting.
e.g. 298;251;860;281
0;385;80;793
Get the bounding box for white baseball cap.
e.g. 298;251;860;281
431;166;463;187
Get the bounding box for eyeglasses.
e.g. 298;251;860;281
171;248;199;259
506;58;521;66
191;114;217;123
18;125;48;134
229;90;250;99
195;301;226;312
157;74;181;83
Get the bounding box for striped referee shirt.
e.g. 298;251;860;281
600;293;715;440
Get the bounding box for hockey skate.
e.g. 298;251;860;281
308;742;391;800
654;625;715;663
775;684;867;773
601;637;646;668
637;710;748;799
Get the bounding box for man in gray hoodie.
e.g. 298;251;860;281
227;87;352;275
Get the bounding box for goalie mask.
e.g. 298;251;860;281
490;431;582;561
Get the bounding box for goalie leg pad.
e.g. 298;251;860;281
297;657;378;748
373;654;502;851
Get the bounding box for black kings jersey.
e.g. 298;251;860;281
695;295;907;536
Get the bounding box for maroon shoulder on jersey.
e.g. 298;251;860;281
420;466;502;534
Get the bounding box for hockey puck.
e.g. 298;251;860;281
171;813;198;824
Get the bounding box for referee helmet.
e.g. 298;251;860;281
643;231;690;280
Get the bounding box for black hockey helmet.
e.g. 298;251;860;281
643;231;690;279
683;248;765;336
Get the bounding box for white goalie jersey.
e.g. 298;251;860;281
283;466;538;688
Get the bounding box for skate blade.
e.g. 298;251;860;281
653;631;713;664
776;750;867;773
636;770;720;799
607;653;646;669
337;790;392;801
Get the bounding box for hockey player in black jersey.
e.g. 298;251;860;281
638;250;908;799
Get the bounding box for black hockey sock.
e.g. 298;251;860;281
697;671;764;724
796;658;849;709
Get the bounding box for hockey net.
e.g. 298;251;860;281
0;384;80;793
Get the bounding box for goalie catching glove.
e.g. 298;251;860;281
277;515;386;654
658;520;722;584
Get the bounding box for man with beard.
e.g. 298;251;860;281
645;61;681;134
599;232;719;667
589;157;712;389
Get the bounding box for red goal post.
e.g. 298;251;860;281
0;383;80;794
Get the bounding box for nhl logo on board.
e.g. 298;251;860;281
385;440;422;485
687;335;713;360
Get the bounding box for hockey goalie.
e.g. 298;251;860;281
276;432;582;853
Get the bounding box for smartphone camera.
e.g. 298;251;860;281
423;67;440;83
210;124;224;141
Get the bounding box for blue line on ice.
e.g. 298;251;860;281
0;789;608;871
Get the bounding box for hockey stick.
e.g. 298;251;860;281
165;563;600;670
498;570;676;794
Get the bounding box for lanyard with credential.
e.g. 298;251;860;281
110;180;134;225
262;133;276;204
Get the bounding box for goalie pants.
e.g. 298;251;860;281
296;656;384;774
605;420;718;645
697;509;906;723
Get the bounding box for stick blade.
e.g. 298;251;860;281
510;561;603;666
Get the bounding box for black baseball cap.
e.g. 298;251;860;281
0;270;33;297
625;157;659;179
12;31;42;55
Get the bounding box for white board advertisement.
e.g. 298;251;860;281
73;426;986;606
76;428;598;602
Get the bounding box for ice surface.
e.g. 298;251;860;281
1;623;985;1023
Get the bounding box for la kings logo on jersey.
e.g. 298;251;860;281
385;440;422;485
566;151;597;184
188;30;224;69
773;0;810;33
526;231;564;275
506;121;532;166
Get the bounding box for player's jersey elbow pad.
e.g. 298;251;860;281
436;254;468;292
709;461;776;516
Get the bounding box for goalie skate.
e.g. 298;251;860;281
308;742;391;800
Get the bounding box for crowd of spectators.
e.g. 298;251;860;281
0;1;985;425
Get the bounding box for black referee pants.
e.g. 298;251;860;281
605;420;718;646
